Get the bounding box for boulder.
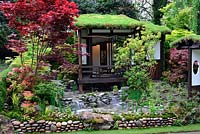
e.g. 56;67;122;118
99;93;112;105
79;112;114;130
87;95;97;104
0;115;14;134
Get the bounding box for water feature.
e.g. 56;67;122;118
62;89;136;114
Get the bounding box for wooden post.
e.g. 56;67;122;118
160;34;165;79
187;48;192;97
77;30;83;92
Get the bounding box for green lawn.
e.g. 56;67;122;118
57;124;200;134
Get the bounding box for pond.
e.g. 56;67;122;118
62;86;164;115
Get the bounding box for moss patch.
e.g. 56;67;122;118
75;14;142;29
75;14;171;33
171;34;200;46
142;21;171;34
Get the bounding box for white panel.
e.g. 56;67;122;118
153;41;161;60
192;50;200;86
81;39;87;65
92;29;110;33
113;29;132;33
92;45;100;66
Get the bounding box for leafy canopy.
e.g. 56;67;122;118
0;0;79;74
72;0;139;19
160;0;200;34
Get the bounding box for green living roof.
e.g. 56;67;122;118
142;21;171;34
75;14;171;33
171;35;200;46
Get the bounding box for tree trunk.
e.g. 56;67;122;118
152;0;168;25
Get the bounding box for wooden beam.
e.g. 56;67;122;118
77;30;83;92
78;77;126;84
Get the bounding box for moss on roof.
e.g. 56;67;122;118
142;21;171;34
171;34;200;46
75;14;171;33
75;14;142;29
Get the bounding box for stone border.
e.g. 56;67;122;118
117;117;175;129
12;120;83;133
12;117;176;133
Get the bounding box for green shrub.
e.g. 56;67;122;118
34;82;64;106
0;67;12;111
121;113;142;121
0;82;6;112
173;119;183;126
1;111;23;121
115;30;160;111
112;85;119;92
35;111;78;122
112;114;122;121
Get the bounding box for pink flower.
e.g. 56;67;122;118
6;78;11;82
21;101;33;108
7;87;12;92
7;72;14;76
22;91;34;98
12;67;20;73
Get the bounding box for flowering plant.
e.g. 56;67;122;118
6;66;36;93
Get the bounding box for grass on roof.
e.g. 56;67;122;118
75;14;171;33
142;21;171;34
171;34;200;46
75;14;142;29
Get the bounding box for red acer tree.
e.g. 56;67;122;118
0;0;79;75
163;48;188;85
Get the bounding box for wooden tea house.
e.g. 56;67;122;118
75;14;170;91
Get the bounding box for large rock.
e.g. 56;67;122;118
99;93;112;105
0;115;14;134
87;95;97;104
79;112;114;130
